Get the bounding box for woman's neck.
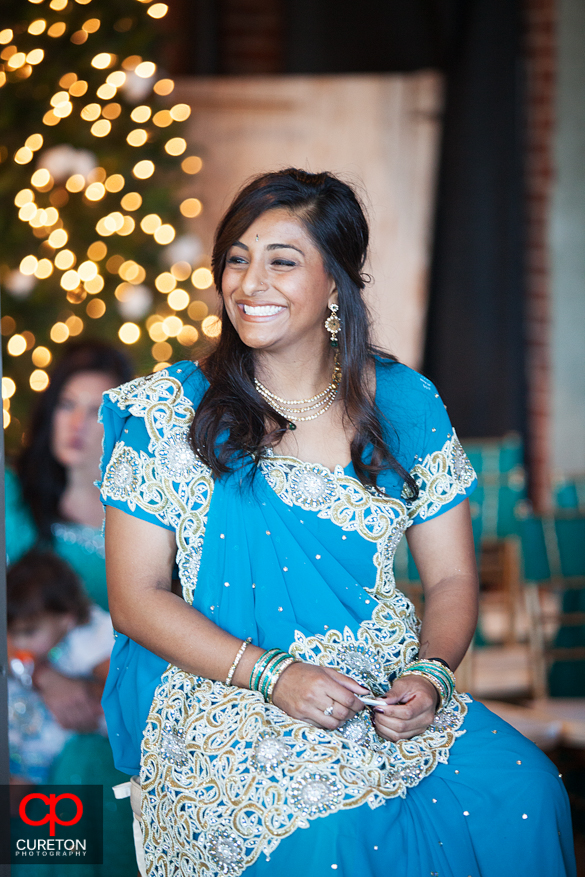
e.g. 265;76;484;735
59;465;104;529
254;345;336;401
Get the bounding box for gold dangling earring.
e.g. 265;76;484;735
324;303;341;348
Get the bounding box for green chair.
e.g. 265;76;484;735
462;433;527;645
521;514;585;699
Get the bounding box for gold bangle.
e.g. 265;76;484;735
225;638;251;686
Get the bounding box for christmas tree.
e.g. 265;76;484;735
0;0;220;453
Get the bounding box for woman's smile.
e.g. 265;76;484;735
222;208;336;353
239;302;286;318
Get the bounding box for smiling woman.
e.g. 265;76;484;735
100;169;576;877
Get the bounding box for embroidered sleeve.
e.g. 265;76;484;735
99;365;210;533
405;377;476;524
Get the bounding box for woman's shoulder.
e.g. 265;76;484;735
374;355;441;412
102;360;209;416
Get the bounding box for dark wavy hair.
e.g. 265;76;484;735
191;168;417;495
7;549;90;627
17;340;134;541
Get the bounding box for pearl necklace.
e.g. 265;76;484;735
255;354;341;427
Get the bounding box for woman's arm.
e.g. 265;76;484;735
373;500;478;742
105;506;367;726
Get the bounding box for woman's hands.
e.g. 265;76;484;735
271;663;368;729
33;663;103;732
372;675;439;742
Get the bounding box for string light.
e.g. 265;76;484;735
131;105;151;123
151;340;172;361
153;79;174;96
85;182;106;200
84;275;104;293
182;156;202;174
47;23;67;39
170;104;191;122
147;4;168;19
155;272;175;292
7;335;27;356
127;128;148;147
31;346;51;367
105;174;125;192
120;192;141;211
165;137;186;156
192;267;213;289
69;80;88;96
162;315;182;337
96;83;116;100
14;189;34;207
118;322;140;344
153;224;175;245
148;320;168;342
135;61;156;78
180;198;202;218
60;270;81;290
34;259;53;278
66;175;86;192
201;315;222;338
91;119;111;137
91;53;115;69
167;289;189;310
152;110;172;127
170;262;191;280
55;249;76;270
31;169;52;189
46;228;67;248
87;241;107;260
2;377;16;398
133;159;154;178
20;255;38;275
86;298;106;318
30;370;50;392
102;102;122;119
178;325;199;346
50;322;70;343
141;214;162;234
2;0;208;429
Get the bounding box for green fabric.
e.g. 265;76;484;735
5;468;135;869
4;467;109;610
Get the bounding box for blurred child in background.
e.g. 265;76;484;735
7;549;113;784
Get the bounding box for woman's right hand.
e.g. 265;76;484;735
270;663;368;729
33;663;103;732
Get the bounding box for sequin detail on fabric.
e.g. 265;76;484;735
100;372;476;877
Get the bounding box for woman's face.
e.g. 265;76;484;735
51;370;115;473
221;208;337;356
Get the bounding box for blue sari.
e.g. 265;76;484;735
100;360;575;877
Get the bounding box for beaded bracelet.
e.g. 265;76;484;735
225;638;251;686
400;658;456;708
249;648;296;702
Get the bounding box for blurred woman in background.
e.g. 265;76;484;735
5;339;136;877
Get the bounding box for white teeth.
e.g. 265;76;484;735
243;304;284;316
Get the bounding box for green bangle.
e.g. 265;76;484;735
249;648;281;691
258;652;294;699
265;657;296;703
400;659;456;707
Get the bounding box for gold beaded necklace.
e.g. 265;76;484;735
254;353;341;429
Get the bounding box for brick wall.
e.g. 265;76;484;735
219;0;284;74
524;0;556;512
